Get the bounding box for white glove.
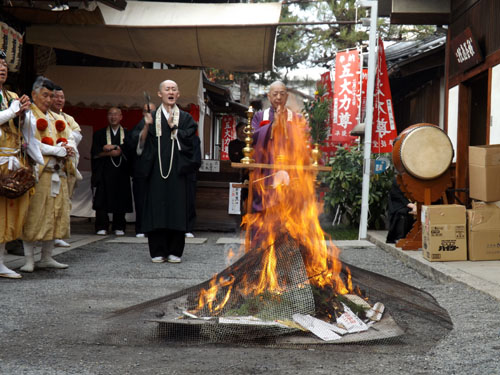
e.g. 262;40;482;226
40;142;67;157
0;100;20;125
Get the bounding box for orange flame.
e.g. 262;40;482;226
197;275;235;313
195;109;351;315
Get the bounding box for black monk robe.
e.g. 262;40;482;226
91;126;133;214
134;109;198;233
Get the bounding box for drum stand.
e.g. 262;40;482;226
395;171;452;250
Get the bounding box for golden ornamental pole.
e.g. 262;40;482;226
240;106;255;164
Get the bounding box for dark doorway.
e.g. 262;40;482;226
468;72;488;146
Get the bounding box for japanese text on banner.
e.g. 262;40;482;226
332;50;360;144
220;115;235;160
0;22;23;73
371;38;397;153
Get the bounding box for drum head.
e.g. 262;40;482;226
400;126;453;180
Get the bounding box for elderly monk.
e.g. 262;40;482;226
20;76;75;272
250;81;303;213
251;81;293;130
50;85;82;197
135;80;199;264
0;51;43;278
50;84;82;248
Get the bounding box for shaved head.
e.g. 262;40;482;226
269;81;286;92
158;80;180;107
268;81;288;110
159;80;178;91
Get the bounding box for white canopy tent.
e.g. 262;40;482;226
26;1;282;72
43;65;204;109
17;1;283;220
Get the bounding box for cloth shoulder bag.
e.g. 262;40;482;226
0;90;36;199
0;163;36;199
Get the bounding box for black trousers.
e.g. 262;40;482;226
147;229;185;258
95;210;126;232
132;177;147;234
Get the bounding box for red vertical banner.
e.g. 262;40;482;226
188;104;200;122
220;115;235;161
359;68;368;124
371;38;397;153
332;50;360;144
319;71;337;160
320;71;333;99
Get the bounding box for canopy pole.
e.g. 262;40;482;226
356;0;378;240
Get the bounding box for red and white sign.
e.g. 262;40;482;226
332;50;360;144
220;115;235;160
371;38;397;153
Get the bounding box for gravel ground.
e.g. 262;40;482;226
1;232;499;375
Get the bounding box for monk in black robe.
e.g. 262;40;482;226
91;107;133;235
135;80;199;263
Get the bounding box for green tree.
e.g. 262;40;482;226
267;0;439;72
323;146;393;229
303;83;331;145
210;1;440;101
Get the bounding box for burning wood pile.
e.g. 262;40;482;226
110;110;452;347
152;234;399;344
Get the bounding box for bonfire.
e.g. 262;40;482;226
110;110;452;347
172;110;386;342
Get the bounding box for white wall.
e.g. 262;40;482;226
447;85;459;162
490;64;500;144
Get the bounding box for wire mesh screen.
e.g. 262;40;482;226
104;234;452;350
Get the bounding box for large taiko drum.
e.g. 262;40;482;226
393;123;454;180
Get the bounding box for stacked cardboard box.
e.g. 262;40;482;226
467;201;500;261
469;145;500;202
422;205;467;262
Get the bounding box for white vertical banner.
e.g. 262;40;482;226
447;85;459;162
228;182;241;215
490;64;500;144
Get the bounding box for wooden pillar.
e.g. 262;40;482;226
456;83;470;205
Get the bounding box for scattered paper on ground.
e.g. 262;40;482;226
337;304;369;333
292;314;343;341
366;302;385;322
218;316;289;328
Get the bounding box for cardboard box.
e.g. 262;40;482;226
467;201;500;261
469;145;500;202
422;205;467;262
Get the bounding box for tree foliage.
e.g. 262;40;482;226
271;0;438;73
303;83;331;144
207;1;440;98
323;146;393;229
